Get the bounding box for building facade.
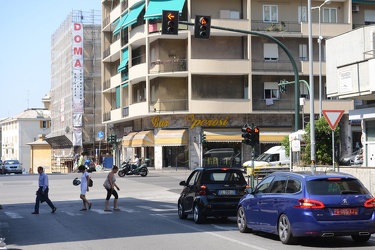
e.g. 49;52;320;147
46;10;104;172
0;108;51;172
327;1;375;166
101;0;355;169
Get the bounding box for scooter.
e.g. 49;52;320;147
118;159;149;177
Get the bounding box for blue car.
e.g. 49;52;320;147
237;171;375;244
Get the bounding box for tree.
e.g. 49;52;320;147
302;117;340;165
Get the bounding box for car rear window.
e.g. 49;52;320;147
306;178;369;195
202;171;245;184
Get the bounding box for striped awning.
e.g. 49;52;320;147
203;128;291;143
155;129;188;146
131;130;154;147
122;132;138;147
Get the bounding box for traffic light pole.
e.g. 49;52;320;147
180;21;300;131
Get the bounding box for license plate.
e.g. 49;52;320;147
333;208;358;215
218;190;236;195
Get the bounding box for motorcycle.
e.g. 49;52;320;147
118;158;149;177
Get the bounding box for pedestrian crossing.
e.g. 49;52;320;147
2;204;177;218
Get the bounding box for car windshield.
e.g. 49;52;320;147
306;178;369;195
201;170;245;184
4;160;19;164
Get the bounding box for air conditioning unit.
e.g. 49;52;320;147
352;4;359;12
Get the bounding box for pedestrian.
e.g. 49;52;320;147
32;166;57;214
78;153;84;167
78;165;92;211
103;165;120;212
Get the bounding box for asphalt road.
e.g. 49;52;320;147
0;169;375;250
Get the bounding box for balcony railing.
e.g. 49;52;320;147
252;99;294;111
103;112;111;122
150;99;188;112
252;59;301;72
150;59;187;73
103;79;110;90
251;20;301;33
103;46;110;59
103;15;110;28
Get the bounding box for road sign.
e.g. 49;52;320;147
322;110;344;130
97;131;104;139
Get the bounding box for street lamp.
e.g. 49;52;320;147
312;0;331;118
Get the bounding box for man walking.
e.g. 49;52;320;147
32;166;57;214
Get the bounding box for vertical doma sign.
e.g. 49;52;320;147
72;22;83;146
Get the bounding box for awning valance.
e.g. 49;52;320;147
122;2;145;29
122;132;138;147
352;0;375;4
132;130;154;147
203;128;291;143
155;129;188;146
144;0;186;20
113;14;128;35
117;48;129;72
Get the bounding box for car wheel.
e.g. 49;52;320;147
351;234;371;243
193;204;206;224
178;201;188;219
237;206;251;233
278;214;296;244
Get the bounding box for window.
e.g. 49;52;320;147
269;177;287;193
264;43;278;61
264;82;280;99
263;5;278;22
254;176;274;194
298;6;307;23
286;179;301;193
299;44;307;61
40;120;50;129
323;8;337;23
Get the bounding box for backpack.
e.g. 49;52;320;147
88;177;93;187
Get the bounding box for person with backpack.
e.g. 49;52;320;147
103;165;120;212
78;165;92;211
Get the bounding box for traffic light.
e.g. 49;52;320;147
200;133;206;143
194;15;211;39
253;126;260;145
162;10;179;35
241;124;252;145
107;134;117;144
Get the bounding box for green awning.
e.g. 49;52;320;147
144;0;186;20
113;14;128;35
117;48;129;72
122;2;145;29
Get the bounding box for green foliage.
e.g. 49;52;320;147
281;136;290;157
302;117;340;165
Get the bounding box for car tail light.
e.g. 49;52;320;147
364;198;375;208
295;198;325;209
199;185;207;195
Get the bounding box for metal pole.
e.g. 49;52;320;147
332;130;335;171
318;7;322;118
308;0;316;173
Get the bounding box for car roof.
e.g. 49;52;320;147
268;171;356;180
195;167;243;172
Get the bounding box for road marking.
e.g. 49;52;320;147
4;212;23;219
137;205;176;212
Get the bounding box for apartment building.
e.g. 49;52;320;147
46;10;104;172
101;0;354;169
0;108;51;172
326;1;375;166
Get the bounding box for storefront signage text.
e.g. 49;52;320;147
152;114;230;129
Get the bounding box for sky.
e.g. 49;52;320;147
0;0;101;119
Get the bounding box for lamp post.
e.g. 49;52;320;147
312;0;331;118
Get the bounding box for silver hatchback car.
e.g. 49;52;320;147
3;160;22;174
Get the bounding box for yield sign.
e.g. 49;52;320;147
322;110;344;130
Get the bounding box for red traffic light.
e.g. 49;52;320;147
199;17;208;25
246;127;252;133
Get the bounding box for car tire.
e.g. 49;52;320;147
351;234;371;243
278;214;296;244
178;201;188;219
193;204;206;224
237;206;251;233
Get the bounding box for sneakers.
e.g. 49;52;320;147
51;207;57;213
31;211;39;214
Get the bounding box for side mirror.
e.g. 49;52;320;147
179;181;186;186
245;187;254;194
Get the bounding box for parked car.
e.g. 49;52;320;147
340;148;363;166
237;171;375;244
178;167;248;224
3;160;23;174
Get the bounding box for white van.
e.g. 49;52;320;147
242;146;289;168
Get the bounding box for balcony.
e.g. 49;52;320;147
301;22;352;38
150;99;188;113
110;72;121;89
149;59;187;74
190;59;250;75
252;59;301;73
190;99;250;114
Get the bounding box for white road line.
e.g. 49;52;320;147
4;212;23;219
137;205;176;212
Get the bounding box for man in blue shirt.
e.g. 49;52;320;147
32;166;57;214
